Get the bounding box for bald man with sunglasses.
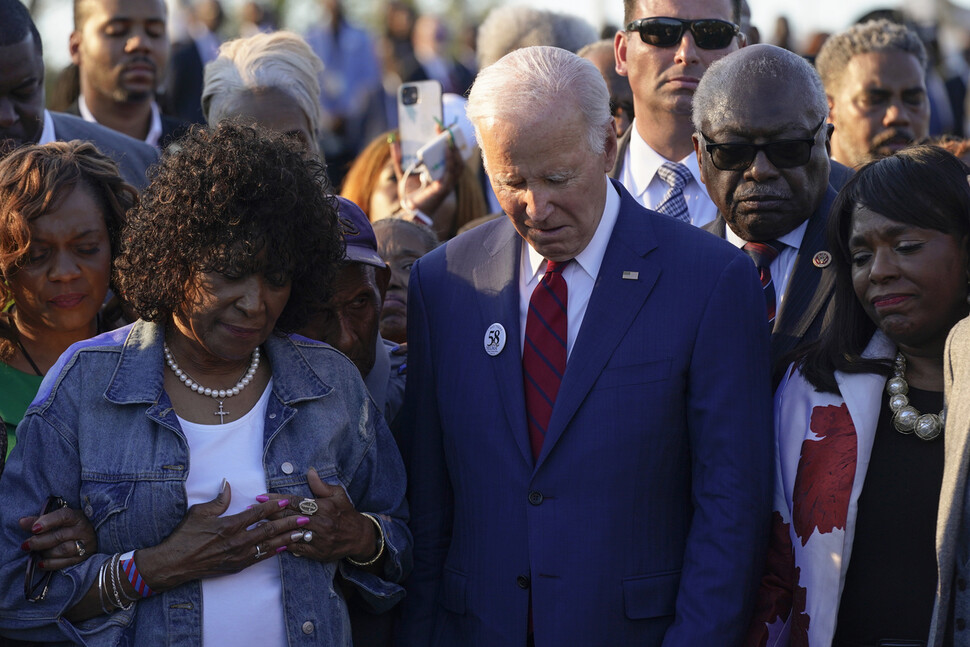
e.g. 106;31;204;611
613;0;744;227
694;44;838;382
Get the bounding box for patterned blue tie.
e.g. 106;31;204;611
655;162;692;223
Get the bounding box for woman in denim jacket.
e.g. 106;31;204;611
0;123;411;646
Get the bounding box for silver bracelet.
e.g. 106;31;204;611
346;513;385;567
97;559;112;614
108;553;134;611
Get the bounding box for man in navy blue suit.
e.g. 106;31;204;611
398;45;773;646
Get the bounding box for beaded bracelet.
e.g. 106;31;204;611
346;513;385;567
119;551;155;598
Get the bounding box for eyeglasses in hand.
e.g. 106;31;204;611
24;495;68;602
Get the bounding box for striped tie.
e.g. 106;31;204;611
523;260;568;460
743;241;781;324
655;162;692;223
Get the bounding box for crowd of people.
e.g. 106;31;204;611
5;0;970;645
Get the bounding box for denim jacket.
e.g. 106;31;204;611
0;320;411;646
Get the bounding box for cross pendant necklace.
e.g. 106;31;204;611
214;401;230;424
163;344;261;426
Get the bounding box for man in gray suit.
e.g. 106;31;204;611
930;317;970;645
693;44;837;380
0;0;157;189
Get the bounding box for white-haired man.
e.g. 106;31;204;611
694;44;838;381
816;19;930;170
398;45;772;646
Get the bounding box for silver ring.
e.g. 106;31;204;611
302;531;313;543
75;540;86;557
298;498;318;515
254;544;267;559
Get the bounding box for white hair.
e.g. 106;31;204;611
467;46;611;163
202;31;324;155
692;44;828;133
475;7;598;69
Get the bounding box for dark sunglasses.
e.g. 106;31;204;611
626;17;740;50
24;495;68;602
701;118;827;171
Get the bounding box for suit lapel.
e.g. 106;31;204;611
772;184;837;356
537;182;659;468
471;220;533;466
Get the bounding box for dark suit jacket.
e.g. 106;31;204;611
608;125;632;179
64;100;190;151
164;40;206;125
398;179;773;646
828;159;854;192
50;112;158;190
702;183;838;379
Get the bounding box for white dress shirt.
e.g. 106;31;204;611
38;110;57;145
78;95;163;149
725;219;809;313
619;118;717;228
518;176;621;358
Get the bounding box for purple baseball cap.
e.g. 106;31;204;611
336;196;385;268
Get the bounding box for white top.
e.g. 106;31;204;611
619;119;717;228
177;381;287;647
518;176;621;358
38;110;57;145
78;95;163;149
725;218;809;313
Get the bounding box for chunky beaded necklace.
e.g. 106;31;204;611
885;353;944;441
163;344;260;424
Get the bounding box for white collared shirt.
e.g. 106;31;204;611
78;95;163;149
619;118;717;228
38;110;56;145
725;218;809;312
518;176;621;358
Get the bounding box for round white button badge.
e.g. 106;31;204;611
484;323;506;356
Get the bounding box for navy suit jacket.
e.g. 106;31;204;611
398;179;774;646
64;100;190;151
50;112;157;190
702;183;838;381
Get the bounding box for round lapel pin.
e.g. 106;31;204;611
484;323;506;356
812;251;832;268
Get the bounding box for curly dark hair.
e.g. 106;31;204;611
114;122;344;332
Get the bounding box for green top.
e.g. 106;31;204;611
0;361;44;458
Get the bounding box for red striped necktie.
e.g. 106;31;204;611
743;240;781;324
523;260;569;460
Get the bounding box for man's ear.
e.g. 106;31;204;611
603;123;618;172
69;31;82;65
692;133;707;186
614;30;629;77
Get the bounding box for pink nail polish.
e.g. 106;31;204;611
297;516;310;526
246;505;253;510
276;546;287;554
20;541;30;552
31;524;42;533
255;495;270;503
278;499;289;508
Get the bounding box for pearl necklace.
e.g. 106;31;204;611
163;344;260;424
885;353;944;441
